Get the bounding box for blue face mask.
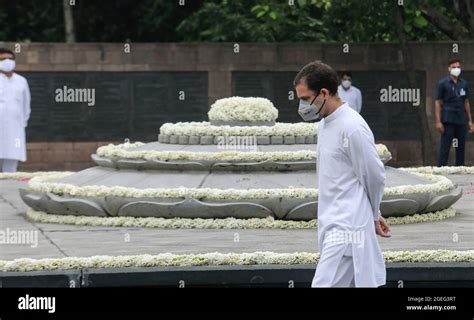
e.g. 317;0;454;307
298;93;326;121
0;58;15;73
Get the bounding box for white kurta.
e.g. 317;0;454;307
337;85;362;113
312;103;386;287
0;73;31;162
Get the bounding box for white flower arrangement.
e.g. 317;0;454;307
208;97;279;122
382;249;474;263
400;166;474;175
375;144;391;160
0;171;74;180
97;143;317;162
160;121;317;137
25;209;317;229
383;172;454;195
0;249;472;272
25;207;456;229
96;142;391;163
27;171;454;200
385;207;456;225
29;174;319;199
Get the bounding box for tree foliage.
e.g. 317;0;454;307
0;0;471;42
177;0;331;42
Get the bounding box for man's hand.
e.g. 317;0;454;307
468;121;474;133
375;216;391;238
435;121;444;133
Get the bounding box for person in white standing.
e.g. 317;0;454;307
0;48;31;172
337;71;362;113
295;61;391;287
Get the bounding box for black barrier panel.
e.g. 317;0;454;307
232;71;436;141
1;263;472;288
0;270;81;288
233;71;303;124
19;72;209;142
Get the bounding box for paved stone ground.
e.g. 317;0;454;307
0;175;473;260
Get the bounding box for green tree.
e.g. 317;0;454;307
177;0;472;42
416;0;474;40
177;0;331;42
0;0;203;42
325;0;448;42
0;0;64;42
0;0;472;42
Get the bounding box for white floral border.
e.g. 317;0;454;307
0;249;472;272
160;121;317;137
208;97;279;122
25;209;316;229
26;171;454;199
96;142;391;162
400;166;474;175
25;207;456;229
97;142;317;161
0;171;74;180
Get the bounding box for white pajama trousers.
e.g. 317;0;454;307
0;159;19;172
311;244;355;288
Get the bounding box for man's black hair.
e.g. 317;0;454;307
0;48;15;59
340;71;352;79
293;60;339;95
448;58;461;66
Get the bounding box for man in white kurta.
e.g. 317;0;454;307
294;61;390;288
0;48;31;172
338;72;362;113
313;103;386;287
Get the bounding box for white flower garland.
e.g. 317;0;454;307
28;173;319;199
0;249;472;272
400;166;474;175
27;171;454;200
25;207;456;229
384;172;454;196
0;171;74;180
97;143;316;162
385;207;456;224
96;142;391;162
160;121;317;137
383;249;474;263
208;97;279;122
25;209;317;229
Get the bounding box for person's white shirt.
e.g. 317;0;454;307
338;84;362;113
312;103;386;287
0;72;31;162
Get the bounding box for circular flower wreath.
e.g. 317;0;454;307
25;207;456;230
94;141;392;163
25;171;454;199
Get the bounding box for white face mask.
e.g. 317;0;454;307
298;93;326;122
450;67;461;77
341;80;351;89
0;58;16;73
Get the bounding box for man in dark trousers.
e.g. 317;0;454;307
435;58;473;166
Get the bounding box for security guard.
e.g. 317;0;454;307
435;58;473;166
